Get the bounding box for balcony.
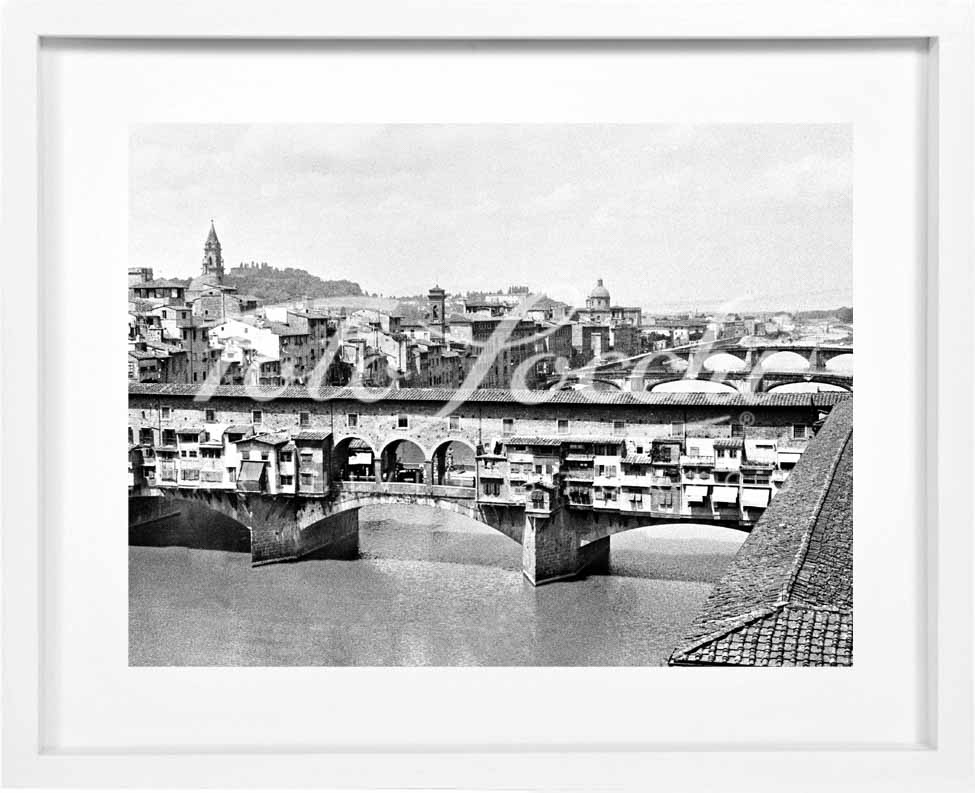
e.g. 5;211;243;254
740;460;776;470
681;455;715;467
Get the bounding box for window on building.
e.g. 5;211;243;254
731;423;744;437
280;475;294;486
348;413;358;428
299;411;310;427
205;409;216;422
180;450;187;458
260;450;270;461
448;415;461;431
280;451;293;463
613;420;625;436
502;418;515;436
397;414;409;429
792;424;808;439
300;472;314;485
671;421;685;437
139;428;153;445
227;468;236;482
252;410;263;423
160;406;172;419
161;429;176;446
557;419;569;435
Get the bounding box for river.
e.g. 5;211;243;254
129;505;745;666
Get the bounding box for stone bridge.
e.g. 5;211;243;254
128;383;847;584
132;480;747;586
550;341;854;393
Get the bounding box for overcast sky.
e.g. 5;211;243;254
130;124;852;312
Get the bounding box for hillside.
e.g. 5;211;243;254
225;265;363;304
794;306;853;322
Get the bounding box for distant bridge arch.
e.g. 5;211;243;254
647;377;742;394
826;353;854;372
766;381;851;394
761;372;853;393
760;350;811;371
702;353;749;372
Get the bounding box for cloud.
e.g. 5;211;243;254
130;124;853;309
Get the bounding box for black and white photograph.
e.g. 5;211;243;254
127;124;853;667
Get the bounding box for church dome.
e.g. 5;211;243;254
589;279;610;300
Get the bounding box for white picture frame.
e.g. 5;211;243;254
2;0;972;789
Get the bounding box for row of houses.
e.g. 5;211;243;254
129;420;808;525
476;433;802;523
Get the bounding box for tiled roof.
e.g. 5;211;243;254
266;322;309;337
669;398;853;667
133;278;188;289
293;429;332;441
245;433;291;446
129;382;850;409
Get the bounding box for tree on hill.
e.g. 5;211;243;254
224;265;363;303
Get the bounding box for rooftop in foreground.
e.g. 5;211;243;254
668;399;853;666
129;382;851;409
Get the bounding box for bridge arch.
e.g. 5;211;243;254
766;380;851;394
702;353;748;372
759;350;811;371
333;435;378;482
129;491;252;552
564;377;624;391
430;437;478;486
648;377;741;394
825;353;854;372
379;437;429;483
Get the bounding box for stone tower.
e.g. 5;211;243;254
201;220;225;282
428;284;446;340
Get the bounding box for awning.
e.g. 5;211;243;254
712;486;739;504
238;460;266;482
778;452;802;465
742;488;770;508
685;485;709;502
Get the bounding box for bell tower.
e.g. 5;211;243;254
201;220;225;282
427;284;446;340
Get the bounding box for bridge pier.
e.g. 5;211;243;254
521;509;610;585
243;497;359;567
